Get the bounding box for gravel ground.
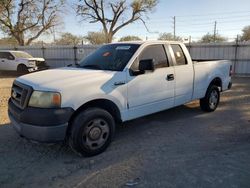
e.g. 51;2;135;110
0;73;250;188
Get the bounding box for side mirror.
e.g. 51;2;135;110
75;63;80;67
139;59;155;72
130;58;155;76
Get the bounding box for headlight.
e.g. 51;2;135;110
28;61;36;66
28;91;61;108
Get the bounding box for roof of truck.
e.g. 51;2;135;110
112;40;182;45
0;50;27;53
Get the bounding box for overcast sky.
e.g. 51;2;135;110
1;0;250;42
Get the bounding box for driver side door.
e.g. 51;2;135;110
126;44;175;120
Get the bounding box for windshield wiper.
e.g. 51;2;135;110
81;64;102;70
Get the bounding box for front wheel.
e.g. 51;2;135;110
68;108;115;157
17;64;28;73
200;85;220;112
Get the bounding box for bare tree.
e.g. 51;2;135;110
119;35;142;41
199;33;227;43
84;31;106;44
240;26;250;41
158;33;182;41
54;32;83;45
0;0;65;46
0;36;18;46
76;0;158;43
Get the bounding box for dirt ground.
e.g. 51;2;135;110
0;72;16;125
0;73;250;188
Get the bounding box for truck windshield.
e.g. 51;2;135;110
11;51;33;58
79;43;140;71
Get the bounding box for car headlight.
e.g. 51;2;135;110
28;91;61;108
28;61;36;66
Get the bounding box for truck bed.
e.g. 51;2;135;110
192;59;232;100
192;59;223;63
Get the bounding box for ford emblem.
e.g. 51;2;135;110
12;90;17;98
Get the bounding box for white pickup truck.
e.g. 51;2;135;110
8;41;232;156
0;50;48;73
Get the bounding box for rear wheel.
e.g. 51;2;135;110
17;64;28;73
68;108;115;157
200;85;220;112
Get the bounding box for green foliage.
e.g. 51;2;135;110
158;33;182;41
119;35;142;42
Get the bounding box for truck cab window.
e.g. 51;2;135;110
0;52;14;60
131;45;169;70
7;53;14;60
171;44;187;65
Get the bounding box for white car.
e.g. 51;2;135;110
8;41;232;156
0;50;48;72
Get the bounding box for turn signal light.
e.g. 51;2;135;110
52;93;61;106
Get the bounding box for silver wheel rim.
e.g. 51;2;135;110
82;118;110;150
209;90;218;109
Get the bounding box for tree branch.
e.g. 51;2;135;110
0;0;64;45
109;1;126;33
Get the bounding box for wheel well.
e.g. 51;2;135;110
210;77;222;90
17;64;27;70
69;99;122;126
17;64;27;68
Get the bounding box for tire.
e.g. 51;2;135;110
68;108;115;157
200;85;220;112
17;64;28;73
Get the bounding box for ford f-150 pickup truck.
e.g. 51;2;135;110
8;41;232;156
0;50;48;73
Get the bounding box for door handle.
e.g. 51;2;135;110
114;81;126;86
166;74;174;81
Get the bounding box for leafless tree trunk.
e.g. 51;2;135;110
76;0;158;43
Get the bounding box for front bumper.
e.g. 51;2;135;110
9;113;68;142
27;65;49;72
8;99;74;142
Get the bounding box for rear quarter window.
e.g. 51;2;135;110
171;44;187;65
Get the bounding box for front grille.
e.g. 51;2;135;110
11;81;33;109
35;61;46;67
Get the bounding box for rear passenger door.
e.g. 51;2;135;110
0;52;15;71
170;44;194;106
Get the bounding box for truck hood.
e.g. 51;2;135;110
28;57;45;62
18;57;45;61
16;67;117;91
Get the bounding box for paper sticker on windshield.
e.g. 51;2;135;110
103;52;111;57
116;46;131;50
